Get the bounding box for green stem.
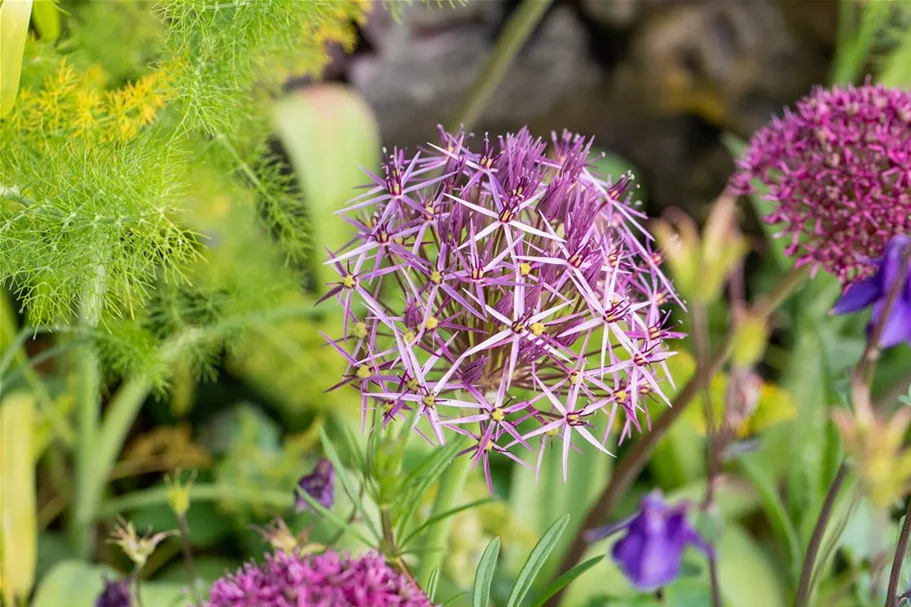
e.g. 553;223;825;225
100;483;292;517
415;440;474;587
71;264;106;558
448;0;555;132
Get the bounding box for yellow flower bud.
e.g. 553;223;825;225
165;469;196;518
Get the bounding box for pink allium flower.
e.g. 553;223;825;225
322;127;682;487
730;83;911;283
205;549;434;607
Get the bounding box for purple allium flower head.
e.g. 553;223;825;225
205;549;435;607
295;458;335;513
832;234;911;348
585;492;710;592
96;577;131;607
322;127;683;488
730;83;911;283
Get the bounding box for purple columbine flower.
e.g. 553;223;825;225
96;577;131;607
205;549;435;607
322;127;683;489
585;492;710;592
295;458;335;513
730;83;911;283
832;235;911;348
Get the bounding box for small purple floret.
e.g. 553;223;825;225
590;492;710;592
832;235;911;348
730;83;911;283
96;577;131;607
295;459;335;513
205;549;436;607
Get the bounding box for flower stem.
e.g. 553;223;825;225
448;0;555;132
548;265;809;606
99;483;292;518
415;441;473;588
71;264;106;558
693;303;722;607
885;499;911;607
794;462;849;607
177;515;203;607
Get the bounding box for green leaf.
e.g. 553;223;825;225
506;514;571;607
395;436;467;539
717;523;786;607
664;579;713;607
738;454;801;585
0;0;32;118
319;426;381;542
425;566;440;602
273;85;380;293
472;537;501;607
295;481;374;547
529;556;604;607
31;0;60;41
32;561;186;607
400;498;495;548
442;591;469;606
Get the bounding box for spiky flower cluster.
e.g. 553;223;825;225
323;128;682;486
730;83;911;283
206;549;434;607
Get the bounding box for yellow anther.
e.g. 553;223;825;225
490;408;506;423
648;326;662;341
519;262;532;276
614;389;628;402
353;322;368;339
422;394;436;408
530;322;545;337
430;270;443;285
356;366;371;379
425;316;439;331
406;378;419;392
342;275;356;289
569;370;583;385
404;330;416;343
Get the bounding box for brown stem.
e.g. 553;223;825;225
794;462;849;607
547;265;810;606
693;303;722;607
885;498;911;607
177;516;203;607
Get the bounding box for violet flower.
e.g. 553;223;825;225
96;577;131;607
295;458;335;513
832;234;911;348
205;549;435;607
585;492;710;592
730;83;911;283
322;127;682;488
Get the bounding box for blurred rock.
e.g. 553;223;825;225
307;0;838;217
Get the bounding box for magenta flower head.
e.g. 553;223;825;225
295;458;335;513
832;234;911;348
584;491;710;592
730;83;911;283
205;549;435;606
321;127;682;488
322;128;683;484
96;577;131;607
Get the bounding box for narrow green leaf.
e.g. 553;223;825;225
400;497;495;548
472;537;501;607
425;566;440;602
395;436;467;539
529;556;605;607
319;427;382;542
738;455;801;585
442;591;468;606
506;514;571;607
295;487;374;547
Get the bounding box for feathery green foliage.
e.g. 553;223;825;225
1;0;370;388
